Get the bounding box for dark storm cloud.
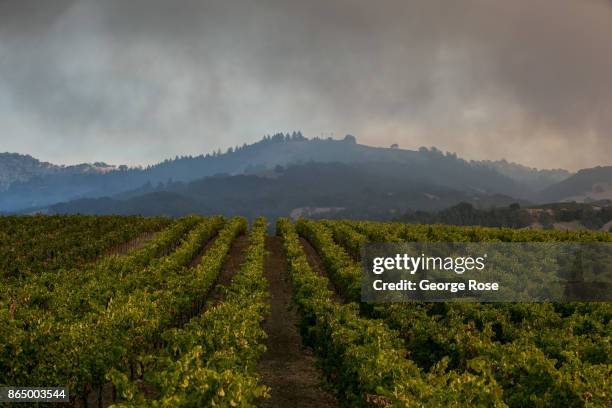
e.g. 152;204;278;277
0;0;610;170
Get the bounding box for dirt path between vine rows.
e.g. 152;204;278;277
257;237;337;408
80;233;248;408
299;237;345;303
203;234;249;307
104;231;157;257
177;233;248;325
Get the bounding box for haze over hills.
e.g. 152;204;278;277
0;153;118;192
50;161;528;220
540;167;612;203
476;160;570;192
0;133;610;217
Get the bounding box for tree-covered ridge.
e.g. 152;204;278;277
4;133;606;214
399;201;612;231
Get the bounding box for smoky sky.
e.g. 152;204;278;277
0;0;611;170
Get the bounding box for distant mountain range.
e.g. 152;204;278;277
539;166;612;203
1;133;611;219
49;161;528;220
476;159;570;191
0;152;118;192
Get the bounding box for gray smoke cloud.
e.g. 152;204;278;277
0;0;610;170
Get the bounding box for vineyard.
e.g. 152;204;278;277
0;216;610;407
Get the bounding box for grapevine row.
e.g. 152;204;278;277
1;216;207;327
2;217;245;404
0;215;170;278
302;219;611;407
108;218;270;407
278;218;509;407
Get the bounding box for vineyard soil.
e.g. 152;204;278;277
104;231;157;257
203;234;249;308
257;237;338;408
299;237;345;304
